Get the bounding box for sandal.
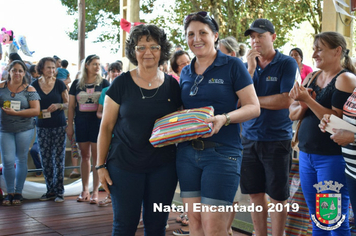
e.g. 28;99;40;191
89;192;99;204
181;216;189;226
77;191;90;202
173;228;190;235
98;195;111;207
12;194;23;206
2;194;13;206
176;213;189;226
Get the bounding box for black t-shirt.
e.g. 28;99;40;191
298;70;352;155
106;71;182;173
69;79;110;120
32;79;67;128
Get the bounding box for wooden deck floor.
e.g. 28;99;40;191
0;191;250;236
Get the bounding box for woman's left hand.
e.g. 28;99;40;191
47;103;60;113
319;114;331;132
202;114;226;138
330;129;354;146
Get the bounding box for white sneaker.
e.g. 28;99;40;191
54;195;64;203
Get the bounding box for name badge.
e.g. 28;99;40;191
42;109;51;119
10;101;21;111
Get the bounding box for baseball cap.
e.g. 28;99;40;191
244;19;275;36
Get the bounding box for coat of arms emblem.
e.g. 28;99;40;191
311;181;346;230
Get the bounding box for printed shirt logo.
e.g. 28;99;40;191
266;76;278;82
311;181;346;231
208;78;224;84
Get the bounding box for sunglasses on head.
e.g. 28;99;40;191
184;11;219;31
184;11;211;24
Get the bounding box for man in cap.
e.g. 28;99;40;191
240;19;298;236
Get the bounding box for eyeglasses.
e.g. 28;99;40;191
135;45;161;53
178;61;190;67
189;74;204;96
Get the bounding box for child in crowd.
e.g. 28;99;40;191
56;59;71;89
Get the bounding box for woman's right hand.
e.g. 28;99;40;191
319;114;331;133
66;125;74;141
98;168;112;194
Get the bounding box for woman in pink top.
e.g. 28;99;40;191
290;47;313;83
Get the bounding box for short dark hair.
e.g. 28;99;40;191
29;65;37;74
125;24;172;66
289;48;303;61
9;53;22;62
36;57;56;76
108;62;122;72
170;50;190;74
61;59;68;68
184;12;219;47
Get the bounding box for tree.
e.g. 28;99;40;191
60;0;121;52
60;0;322;51
143;0;322;49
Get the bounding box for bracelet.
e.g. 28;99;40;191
95;164;106;170
60;104;63;110
223;113;230;126
354;133;356;144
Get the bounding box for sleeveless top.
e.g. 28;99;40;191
0;83;40;133
298;69;352;155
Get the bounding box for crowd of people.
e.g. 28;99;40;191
1;11;356;236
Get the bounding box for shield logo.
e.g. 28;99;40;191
315;193;342;224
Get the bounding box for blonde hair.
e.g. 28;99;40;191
76;55;103;90
219;36;247;58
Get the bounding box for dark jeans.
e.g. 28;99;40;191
30;141;42;175
346;174;356;227
107;161;177;236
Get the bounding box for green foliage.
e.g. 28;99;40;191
142;0;322;50
60;0;120;52
60;0;322;52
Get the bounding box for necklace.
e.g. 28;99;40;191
136;69;161;99
136;68;158;87
139;86;160;99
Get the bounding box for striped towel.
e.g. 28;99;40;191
150;106;214;148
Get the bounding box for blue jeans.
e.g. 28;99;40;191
107;161;177;236
299;151;350;236
176;144;241;205
1;129;34;194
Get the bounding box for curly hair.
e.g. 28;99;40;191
36;57;56;76
125;24;172;66
170;50;190;74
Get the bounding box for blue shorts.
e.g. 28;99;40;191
74;116;100;143
176;144;242;206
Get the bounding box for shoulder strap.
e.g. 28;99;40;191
306;70;322;87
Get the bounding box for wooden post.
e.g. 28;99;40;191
78;0;85;69
120;0;140;71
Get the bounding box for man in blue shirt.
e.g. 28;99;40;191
240;19;298;236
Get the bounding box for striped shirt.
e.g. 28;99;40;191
342;88;356;180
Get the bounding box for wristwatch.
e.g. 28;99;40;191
95;164;106;170
223;113;231;126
